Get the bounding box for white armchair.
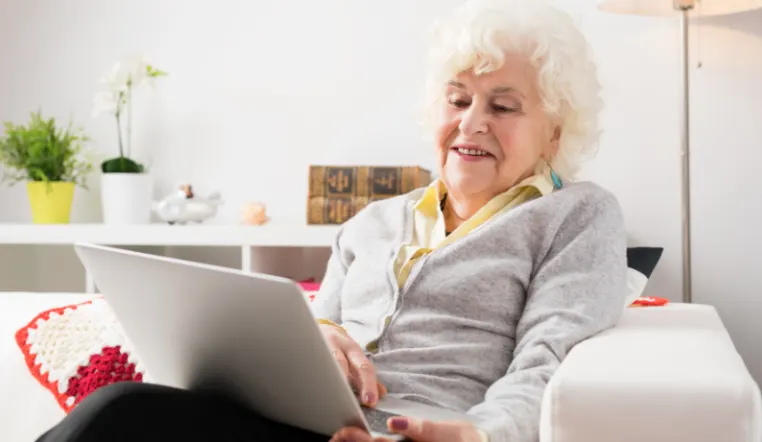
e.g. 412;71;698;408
540;303;761;442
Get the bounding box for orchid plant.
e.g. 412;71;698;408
92;55;167;173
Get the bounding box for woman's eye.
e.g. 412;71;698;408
448;98;470;108
493;105;517;113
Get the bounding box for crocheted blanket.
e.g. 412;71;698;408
15;285;319;414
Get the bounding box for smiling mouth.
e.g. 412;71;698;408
451;146;494;158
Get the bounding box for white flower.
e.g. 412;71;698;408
98;63;125;91
92;54;158;118
91;91;118;118
91;53;166;158
122;54;150;87
96;55;149;92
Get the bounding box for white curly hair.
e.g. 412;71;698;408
422;0;604;181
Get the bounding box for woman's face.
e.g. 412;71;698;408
435;52;559;202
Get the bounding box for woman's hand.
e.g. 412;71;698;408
319;324;386;406
329;417;485;442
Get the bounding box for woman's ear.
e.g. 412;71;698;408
551;126;561;142
548;126;561;156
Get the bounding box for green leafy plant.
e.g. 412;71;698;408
92;55;167;173
0;111;93;188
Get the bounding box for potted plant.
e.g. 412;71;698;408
92;55;167;224
0;111;93;223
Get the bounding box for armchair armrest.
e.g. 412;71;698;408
540;304;762;442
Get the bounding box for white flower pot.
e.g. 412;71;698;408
100;173;154;224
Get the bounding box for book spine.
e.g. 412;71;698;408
308;166;432;199
308;166;358;199
307;196;372;225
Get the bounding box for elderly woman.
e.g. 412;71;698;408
36;1;626;442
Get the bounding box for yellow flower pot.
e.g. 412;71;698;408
26;181;75;224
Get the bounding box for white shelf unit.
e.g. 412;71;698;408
0;223;340;246
0;223;340;293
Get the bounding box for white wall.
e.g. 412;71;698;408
689;11;762;384
0;1;760;381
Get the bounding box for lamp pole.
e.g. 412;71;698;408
599;0;762;304
676;0;693;304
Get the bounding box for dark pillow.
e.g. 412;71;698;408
625;247;664;305
627;247;663;278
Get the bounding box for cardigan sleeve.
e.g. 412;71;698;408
309;226;352;325
466;189;629;442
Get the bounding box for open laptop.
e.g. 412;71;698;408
73;243;474;439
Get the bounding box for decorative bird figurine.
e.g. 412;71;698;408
153;184;223;224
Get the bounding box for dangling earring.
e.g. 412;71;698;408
547;159;563;190
550;168;563;190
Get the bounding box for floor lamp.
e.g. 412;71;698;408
596;0;762;304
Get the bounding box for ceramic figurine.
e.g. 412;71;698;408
180;184;194;198
153;185;223;224
242;202;269;225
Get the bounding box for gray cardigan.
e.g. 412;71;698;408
310;181;628;442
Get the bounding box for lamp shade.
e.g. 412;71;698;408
597;0;762;16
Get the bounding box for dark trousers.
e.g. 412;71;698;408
35;381;329;442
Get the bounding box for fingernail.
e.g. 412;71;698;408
390;417;408;430
363;392;375;404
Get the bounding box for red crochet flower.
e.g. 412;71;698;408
65;345;143;407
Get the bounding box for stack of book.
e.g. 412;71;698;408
307;165;432;224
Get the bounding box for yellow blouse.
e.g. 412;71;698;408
394;174;554;288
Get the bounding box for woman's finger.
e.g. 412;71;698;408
326;334;351;378
322;326;385;405
346;347;379;406
332;348;350;378
378;382;388;398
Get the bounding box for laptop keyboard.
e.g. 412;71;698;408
361;406;402;433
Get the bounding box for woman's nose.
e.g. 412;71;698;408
458;106;489;136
